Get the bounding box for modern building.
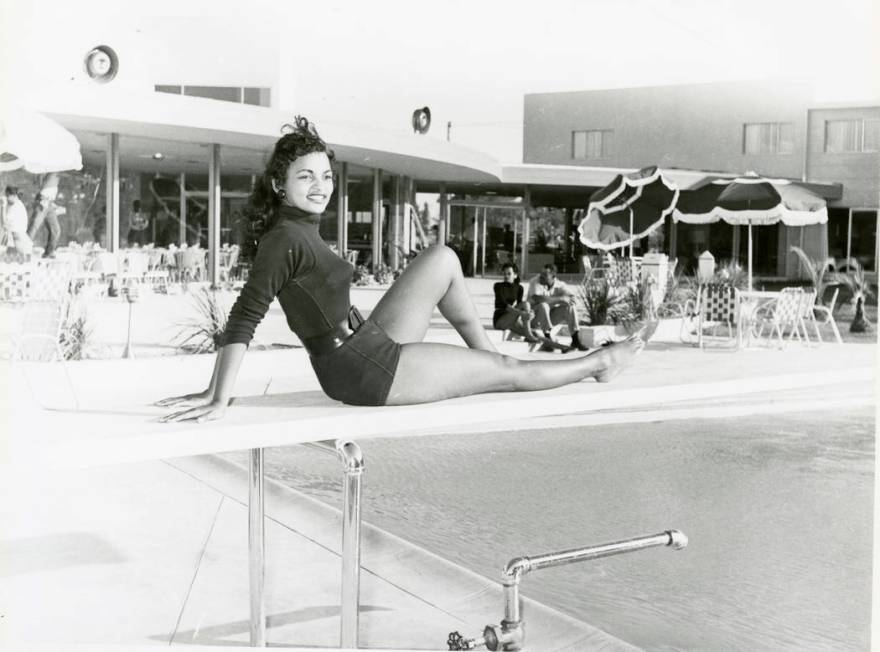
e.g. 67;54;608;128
8;9;873;283
523;80;879;279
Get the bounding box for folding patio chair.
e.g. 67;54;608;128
696;283;739;350
12;259;79;409
807;287;843;344
755;287;807;347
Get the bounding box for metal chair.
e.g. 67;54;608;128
755;287;807;346
219;245;240;284
696;283;740;349
807;287;843;344
175;249;207;283
12;260;79;409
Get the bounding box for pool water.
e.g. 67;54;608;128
231;407;874;651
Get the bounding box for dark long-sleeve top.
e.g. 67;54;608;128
222;205;354;347
492;281;524;324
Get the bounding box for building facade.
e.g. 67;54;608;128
523;80;879;278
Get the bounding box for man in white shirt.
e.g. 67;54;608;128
3;186;33;256
527;264;588;351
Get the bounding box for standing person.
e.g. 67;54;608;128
157;117;643;422
527;264;589;351
92;207;106;247
28;178;62;258
492;262;539;343
3;186;33;256
127;200;149;246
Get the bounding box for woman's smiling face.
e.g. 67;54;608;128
281;151;334;213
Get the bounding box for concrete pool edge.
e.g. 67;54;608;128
168;452;642;651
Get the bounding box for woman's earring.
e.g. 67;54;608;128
278;190;286;199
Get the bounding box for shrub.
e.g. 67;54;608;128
59;304;93;360
576;278;641;327
173;288;228;354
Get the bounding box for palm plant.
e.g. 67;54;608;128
59;305;93;360
789;246;837;305
836;259;874;333
576;278;640;327
173;288;228;353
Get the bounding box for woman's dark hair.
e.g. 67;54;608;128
240;116;335;259
501;262;520;284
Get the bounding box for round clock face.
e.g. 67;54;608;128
84;46;118;82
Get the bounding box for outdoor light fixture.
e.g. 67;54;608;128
83;45;119;83
411;106;431;135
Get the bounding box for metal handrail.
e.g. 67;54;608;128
448;530;688;651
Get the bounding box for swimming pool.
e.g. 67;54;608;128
226;399;873;650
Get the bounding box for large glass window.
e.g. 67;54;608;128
572;130;613;159
155;85;271;107
825;118;879;152
743;122;794;154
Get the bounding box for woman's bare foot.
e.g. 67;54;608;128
591;335;645;382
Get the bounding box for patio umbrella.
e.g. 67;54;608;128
577;165;679;255
673;172;828;289
0;105;82;173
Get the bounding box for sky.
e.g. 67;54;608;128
4;0;878;163
278;0;880;161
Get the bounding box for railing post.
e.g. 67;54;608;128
249;447;266;647
336;440;364;648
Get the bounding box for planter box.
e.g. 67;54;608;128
577;323;634;347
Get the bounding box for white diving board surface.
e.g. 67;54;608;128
10;362;874;471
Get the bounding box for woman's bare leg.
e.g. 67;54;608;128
385;336;643;405
369;245;496;351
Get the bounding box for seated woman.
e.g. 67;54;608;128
158;117;644;422
492;262;539;343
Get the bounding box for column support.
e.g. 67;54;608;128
438;184;448;245
208;144;221;287
372;169;383;271
105;133;120;252
337;162;348;257
521;186;531;275
179;173;187;246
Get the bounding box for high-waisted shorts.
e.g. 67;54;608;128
309;318;402;406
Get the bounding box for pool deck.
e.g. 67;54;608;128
1;279;877;651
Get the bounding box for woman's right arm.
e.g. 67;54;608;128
156;342;247;422
157;231;297;423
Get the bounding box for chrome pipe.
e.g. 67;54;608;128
336;440;364;649
503;530;687;578
500;530;687;649
248;448;266;647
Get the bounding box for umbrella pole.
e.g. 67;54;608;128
747;221;753;291
629;207;634;259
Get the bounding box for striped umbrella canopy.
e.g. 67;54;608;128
673;172;828;226
673;172;828;288
0;105;82;174
578;166;679;254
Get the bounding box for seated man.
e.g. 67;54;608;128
527;264;589;351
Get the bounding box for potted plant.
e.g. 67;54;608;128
836;259;874;333
789;246;837;306
575;278;645;347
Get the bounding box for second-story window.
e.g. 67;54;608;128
573;130;613;159
743;122;794;154
825;118;880;152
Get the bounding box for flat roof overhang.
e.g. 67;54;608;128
25;85;503;183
